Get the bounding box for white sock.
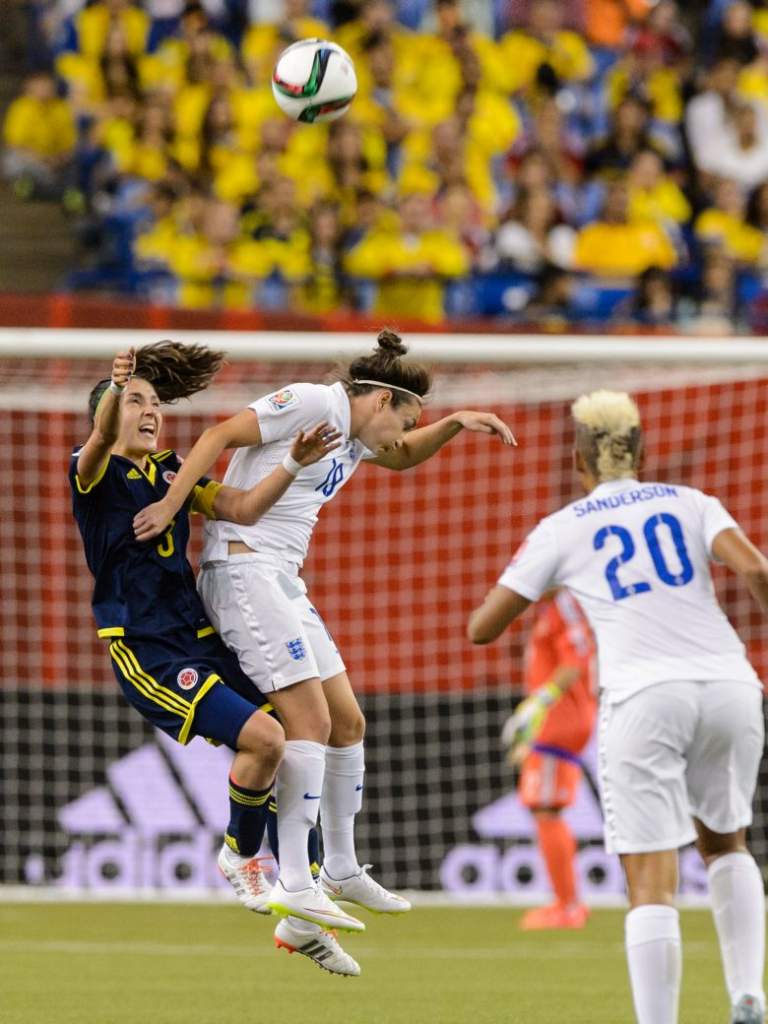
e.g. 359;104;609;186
708;851;766;1010
625;905;682;1024
275;740;325;892
320;741;365;879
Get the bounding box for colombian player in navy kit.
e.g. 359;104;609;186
69;344;343;931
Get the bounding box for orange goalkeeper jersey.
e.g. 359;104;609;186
523;590;596;754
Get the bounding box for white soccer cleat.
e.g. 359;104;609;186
267;878;366;932
731;995;765;1024
217;844;272;914
319;864;412;914
274;918;361;977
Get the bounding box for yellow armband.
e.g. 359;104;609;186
191;480;223;520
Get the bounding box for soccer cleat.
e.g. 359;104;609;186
274;918;361;977
217;844;272;914
519;902;589;931
319;864;412;914
731;995;765;1024
267;879;365;932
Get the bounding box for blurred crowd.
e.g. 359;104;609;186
5;0;768;329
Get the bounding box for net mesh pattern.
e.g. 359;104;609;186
1;355;766;891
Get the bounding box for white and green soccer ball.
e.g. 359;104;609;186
271;39;357;123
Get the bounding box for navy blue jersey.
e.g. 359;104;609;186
69;448;221;639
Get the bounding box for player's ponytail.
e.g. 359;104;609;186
133;341;225;403
339;329;431;406
572;390;642;481
87;341;226;422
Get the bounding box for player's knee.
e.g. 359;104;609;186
694;824;747;865
329;707;366;746
314;711;333;745
238;711;285;770
282;707;332;744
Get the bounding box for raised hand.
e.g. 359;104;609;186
453;411;517;446
112;348;135;390
500;683;562;766
133;500;173;543
291;422;342;467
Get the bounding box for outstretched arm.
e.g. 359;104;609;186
133;409;265;541
369;410;516;471
76;349;135;487
501;663;580;765
208;423;341;525
712;528;768;612
467;585;531;644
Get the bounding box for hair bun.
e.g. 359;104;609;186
376;328;408;358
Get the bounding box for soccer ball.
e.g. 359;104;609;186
272;39;357;124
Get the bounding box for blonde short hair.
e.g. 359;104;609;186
571;390;642;481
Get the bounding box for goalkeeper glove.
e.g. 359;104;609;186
501;681;563;765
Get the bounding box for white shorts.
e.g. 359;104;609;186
197;553;346;694
598;680;763;855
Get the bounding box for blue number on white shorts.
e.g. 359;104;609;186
593;513;694;600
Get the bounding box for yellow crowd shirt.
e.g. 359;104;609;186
628;180;691;225
500;30;594;92
573;220;677;275
3;95;76;157
344;228;469;322
694;210;765;264
75;3;149;59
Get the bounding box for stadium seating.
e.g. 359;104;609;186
4;0;768;330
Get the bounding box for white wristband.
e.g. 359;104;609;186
281;454;302;476
110;380;125;395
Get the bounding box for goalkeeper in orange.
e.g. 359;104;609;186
503;588;597;930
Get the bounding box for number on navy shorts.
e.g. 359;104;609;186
593;513;694;600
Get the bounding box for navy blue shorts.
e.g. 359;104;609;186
107;629;270;749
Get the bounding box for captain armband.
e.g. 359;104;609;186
191;480;224;520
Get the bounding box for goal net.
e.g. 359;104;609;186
2;330;767;899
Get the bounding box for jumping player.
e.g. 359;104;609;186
132;329;516;936
70;343;342;928
468;390;766;1024
502;589;596;930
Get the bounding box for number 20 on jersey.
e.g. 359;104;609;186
594;512;694;601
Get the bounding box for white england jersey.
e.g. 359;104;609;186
202;381;373;566
498;478;761;702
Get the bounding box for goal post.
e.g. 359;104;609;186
2;328;767;899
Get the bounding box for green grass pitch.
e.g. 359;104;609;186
0;903;742;1023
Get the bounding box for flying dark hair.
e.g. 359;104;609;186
87;340;226;422
338;329;431;407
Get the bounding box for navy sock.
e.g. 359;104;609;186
308;826;321;879
266;797;321;878
225;775;271;857
266;797;279;860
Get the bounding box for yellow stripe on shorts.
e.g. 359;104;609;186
110;641;190;719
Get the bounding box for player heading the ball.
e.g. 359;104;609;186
133;328;516;949
468;389;767;1024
